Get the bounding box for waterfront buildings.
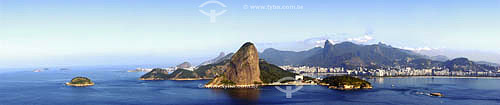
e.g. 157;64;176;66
279;65;499;77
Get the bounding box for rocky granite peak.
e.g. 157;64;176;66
206;42;263;87
324;40;334;48
323;40;335;55
225;42;262;85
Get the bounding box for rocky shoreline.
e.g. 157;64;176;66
66;77;94;87
204;84;259;88
321;76;373;90
170;78;214;80
65;82;94;87
139;78;165;80
327;85;372;90
139;77;213;80
368;76;500;79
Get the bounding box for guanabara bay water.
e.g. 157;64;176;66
1;67;500;105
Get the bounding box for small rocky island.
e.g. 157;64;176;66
321;76;372;90
66;77;94;87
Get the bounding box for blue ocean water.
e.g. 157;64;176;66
1;67;500;105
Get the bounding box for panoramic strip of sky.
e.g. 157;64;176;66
0;0;499;67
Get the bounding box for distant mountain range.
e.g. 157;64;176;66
444;58;497;72
176;62;192;68
260;41;423;68
199;52;226;66
429;55;449;62
259;40;499;71
476;61;500;67
198;52;234;67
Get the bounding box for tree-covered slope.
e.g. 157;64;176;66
259;60;297;83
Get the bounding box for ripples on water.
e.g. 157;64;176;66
0;69;500;105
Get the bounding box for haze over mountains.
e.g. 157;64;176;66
260;40;419;68
419;49;500;65
254;35;500;65
258;40;498;71
199;52;233;66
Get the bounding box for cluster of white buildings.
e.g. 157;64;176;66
357;68;497;77
367;68;433;76
279;65;345;73
280;65;500;77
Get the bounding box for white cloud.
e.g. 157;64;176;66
347;35;373;43
400;46;436;52
256;31;376;51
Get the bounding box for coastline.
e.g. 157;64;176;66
169;78;213;80
65;82;94;87
139;78;165;80
204;84;260;88
140;76;500;81
139;78;214;81
204;82;321;88
361;76;500;79
328;85;373;90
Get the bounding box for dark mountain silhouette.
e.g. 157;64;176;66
206;42;263;86
444;58;497;72
476;61;500;67
430;55;449;62
199;52;226;66
303;41;423;68
260;41;498;71
261;41;425;69
259;47;322;66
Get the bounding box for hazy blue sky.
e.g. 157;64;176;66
1;0;499;68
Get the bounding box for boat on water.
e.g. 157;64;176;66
33;69;42;72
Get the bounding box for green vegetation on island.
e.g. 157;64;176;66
194;60;227;79
206;60;303;85
140;68;203;80
321;76;372;90
139;42;312;84
139;68;169;80
66;77;94;87
140;58;304;82
167;69;199;79
259;60;297;83
206;75;237;86
219;76;236;85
